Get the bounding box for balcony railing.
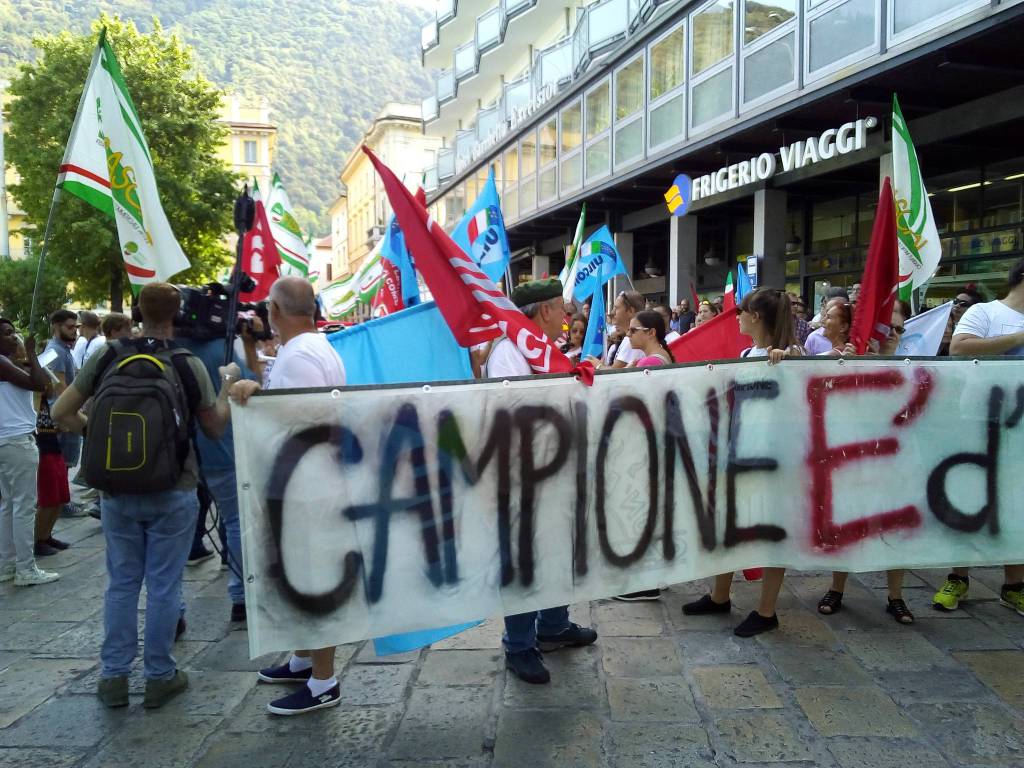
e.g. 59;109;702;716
454;39;478;80
438;148;455;180
628;0;667;32
455;128;476;168
533;36;574;92
421;19;438;52
502;0;536;19
437;0;456;23
477;103;502;140
504;74;532;116
421;95;439;123
424;166;440;192
437;68;456;102
477;6;504;53
575;0;630;75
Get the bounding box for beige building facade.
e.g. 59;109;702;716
339;102;442;270
216;95;277;192
327;192;350;279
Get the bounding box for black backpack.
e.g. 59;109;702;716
82;338;200;495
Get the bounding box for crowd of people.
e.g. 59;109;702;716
1;256;1022;716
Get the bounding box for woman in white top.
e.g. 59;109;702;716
683;288;802;637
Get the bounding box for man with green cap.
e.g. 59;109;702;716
483;277;598;684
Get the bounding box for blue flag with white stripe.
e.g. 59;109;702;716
451;167;511;283
571;225;627;302
380;214;420;307
581;281;606;361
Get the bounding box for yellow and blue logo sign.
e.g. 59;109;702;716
664;174;692;217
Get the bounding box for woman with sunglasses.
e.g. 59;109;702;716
627;310;675;368
562;315;587;363
877;300;913;355
939;285;983;356
682;288;802;636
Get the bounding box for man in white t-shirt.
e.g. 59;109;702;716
609;290;645;367
936;257;1024;617
72;311;106;369
485;279;598;685
228;277;348;715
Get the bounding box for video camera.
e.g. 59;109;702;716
132;280;272;342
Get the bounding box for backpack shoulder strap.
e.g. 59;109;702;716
167;348;202;418
93;338;137;384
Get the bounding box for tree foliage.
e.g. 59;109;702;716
0;255;71;335
5;15;239;309
1;0;432;233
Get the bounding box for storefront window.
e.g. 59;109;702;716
561;101;582;153
539;119;557;167
691;69;732;127
811;196;857;253
650;26;685;100
744;0;796;43
586;81;611;139
982;178;1023;228
615;56;644;120
808;0;875;73
692;0;735;75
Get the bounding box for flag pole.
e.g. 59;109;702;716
30;29;107;333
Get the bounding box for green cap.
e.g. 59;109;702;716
510;278;563;308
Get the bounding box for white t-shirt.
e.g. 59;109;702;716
72;334;106;369
0;357;37;441
266;331;346;390
484;337;531;378
613;335;644;366
954;300;1024;356
665;330;681;345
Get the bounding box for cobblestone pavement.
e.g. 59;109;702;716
2;515;1023;768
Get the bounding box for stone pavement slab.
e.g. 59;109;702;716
2;518;1023;768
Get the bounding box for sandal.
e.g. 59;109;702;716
818;590;844;615
886;597;915;625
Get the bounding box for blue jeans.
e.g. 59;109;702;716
503;606;570;654
203;467;244;605
101;488;196;680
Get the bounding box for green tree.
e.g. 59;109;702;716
5;15;239;311
0;255;71;335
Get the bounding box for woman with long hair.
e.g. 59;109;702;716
562;315;587;363
817;300;852;356
690;299;720;330
627;309;675;367
682;288;802;637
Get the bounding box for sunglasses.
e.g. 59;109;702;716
892;325;905;335
626;327;649;336
951;298;973;307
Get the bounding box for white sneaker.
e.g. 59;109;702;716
14;566;60;586
0;565;14;583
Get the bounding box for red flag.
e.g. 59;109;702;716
850;178;899;354
240;199;281;302
668;306;746;363
362;146;571;374
371;258;405;318
689;281;700;309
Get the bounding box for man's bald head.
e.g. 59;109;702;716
270;277;317;317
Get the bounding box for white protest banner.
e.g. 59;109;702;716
896;301;952;357
233;359;1024;656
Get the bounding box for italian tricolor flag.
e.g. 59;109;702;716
723;271;736;310
466;207;497;243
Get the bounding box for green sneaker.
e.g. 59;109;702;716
933;575;969;611
97;676;129;708
1001;583;1024;617
144;670;188;709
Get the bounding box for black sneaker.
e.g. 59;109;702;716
61;502;86;518
536;622;598;652
505;648;550;684
613;589;662;602
230;603;247;623
186;548;215;566
258;662;313;684
682;594;732;615
87;507;101;521
734;610;779;637
46;537;70;551
267;683;341;715
34;542;60;557
175;616;186;641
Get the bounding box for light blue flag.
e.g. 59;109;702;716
380;213;419;307
571;225;627;303
326;302;480;655
451;167;511;283
736;262;753;300
581;281;606;361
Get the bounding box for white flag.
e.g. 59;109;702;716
265;172;311;277
895;301;952;356
56;32;189;286
892;95;942;301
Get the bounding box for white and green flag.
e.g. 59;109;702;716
892;95;942;301
319;273;358;319
558;203;587;305
266;172;311;277
56;31;189;286
355;240;385;303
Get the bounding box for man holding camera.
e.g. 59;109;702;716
228;276;348;716
53;283;236;709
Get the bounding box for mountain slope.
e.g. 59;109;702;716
0;0;432;230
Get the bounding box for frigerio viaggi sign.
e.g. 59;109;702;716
691;117;879;203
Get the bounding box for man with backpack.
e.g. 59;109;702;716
52;283;235;709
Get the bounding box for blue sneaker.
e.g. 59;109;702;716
267;683;341;716
257;662;313;684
